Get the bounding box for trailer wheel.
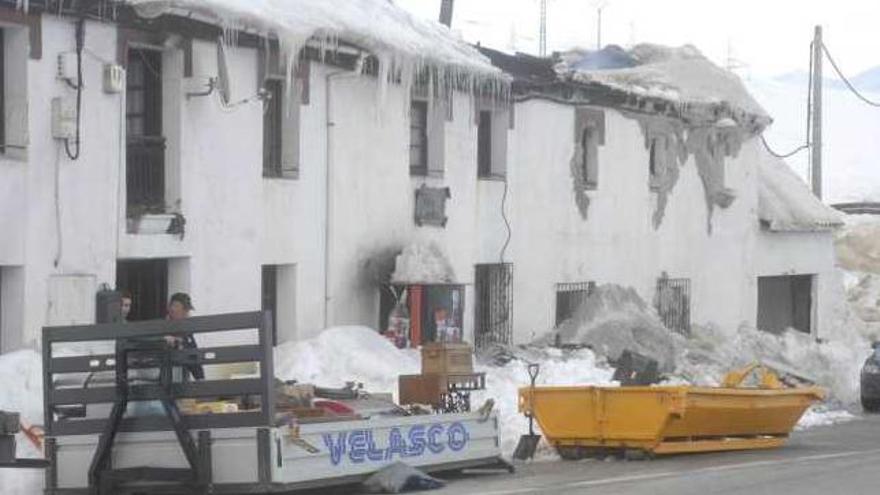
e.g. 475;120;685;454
556;446;585;460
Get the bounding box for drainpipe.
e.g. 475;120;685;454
323;53;366;329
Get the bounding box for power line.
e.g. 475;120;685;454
759;41;814;161
760;134;810;159
821;42;880;107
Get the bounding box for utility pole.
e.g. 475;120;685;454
539;0;547;56
596;5;603;49
438;0;454;27
811;26;823;199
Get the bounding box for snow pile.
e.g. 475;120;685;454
758;152;843;232
542;285;683;372
794;405;856;431
0;350;45;495
126;0;506;94
275;326;421;395
557;44;768;119
391;241;456;284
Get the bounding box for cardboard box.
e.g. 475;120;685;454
421;342;473;375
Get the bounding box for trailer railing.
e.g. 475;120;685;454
42;311;275;437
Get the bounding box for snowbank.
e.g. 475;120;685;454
758;153;843;232
390;241;456;284
557;44;767;119
0;350;45;495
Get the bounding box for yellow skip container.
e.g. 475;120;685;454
518;365;825;457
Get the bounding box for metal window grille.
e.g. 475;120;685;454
126;48;165;214
410;100;428;175
474;263;513;350
263;78;284;177
656;277;691;336
555;281;595;326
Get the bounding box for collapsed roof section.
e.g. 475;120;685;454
758;153;843;232
481;44;771;132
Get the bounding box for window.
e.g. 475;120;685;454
409;100;429;175
116;259;169;321
655;276;691;336
126;48;165;215
0;266;24;352
573;108;604;190
474;263;513;349
757;275;813;335
477;110;492;177
556;282;595;326
262;78;300;179
649;137;662;189
476;106;509;179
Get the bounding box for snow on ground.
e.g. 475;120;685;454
795;406;856;431
390;241;456;284
0;349;46;495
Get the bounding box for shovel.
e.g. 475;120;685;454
512;363;541;460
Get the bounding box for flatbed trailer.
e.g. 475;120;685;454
42;311;506;494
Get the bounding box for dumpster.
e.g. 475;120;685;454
518;366;824;458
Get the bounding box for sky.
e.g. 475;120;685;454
395;0;880;78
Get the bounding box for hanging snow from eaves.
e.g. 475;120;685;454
124;0;508;98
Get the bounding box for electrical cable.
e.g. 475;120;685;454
759;40;815;160
822;42;880;107
499;175;511;263
64;17;84;161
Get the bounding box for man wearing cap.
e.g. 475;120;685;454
165;292;204;380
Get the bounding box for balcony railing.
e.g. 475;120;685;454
126;135;166;217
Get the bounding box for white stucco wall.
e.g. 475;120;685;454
0;11;840;352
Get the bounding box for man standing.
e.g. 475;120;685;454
120;290;133;322
166;292;204;380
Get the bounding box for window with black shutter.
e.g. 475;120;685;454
477;110;492;177
261;265;278;345
0;29;6;154
410;100;429;176
263;79;284;177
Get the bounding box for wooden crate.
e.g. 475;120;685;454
398;374;446;407
421;342;474;375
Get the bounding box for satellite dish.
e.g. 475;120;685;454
216;37;232;105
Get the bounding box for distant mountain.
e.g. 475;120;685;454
850;66;880;93
772;66;880;94
773;70;844;90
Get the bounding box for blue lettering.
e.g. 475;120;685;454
386;427;408;460
348;430;368;464
427;424;445;454
407;425;427;457
322;432;347;466
447;422;469;452
366;430;385;462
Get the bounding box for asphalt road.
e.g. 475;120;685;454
431;414;880;495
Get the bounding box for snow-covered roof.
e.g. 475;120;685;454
758;152;843;232
125;0;503;82
556;44;768;121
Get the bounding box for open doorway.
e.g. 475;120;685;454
116;259;168;321
757;274;814;335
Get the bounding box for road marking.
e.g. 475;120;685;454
464;448;880;495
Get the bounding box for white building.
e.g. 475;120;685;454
0;0;841;354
